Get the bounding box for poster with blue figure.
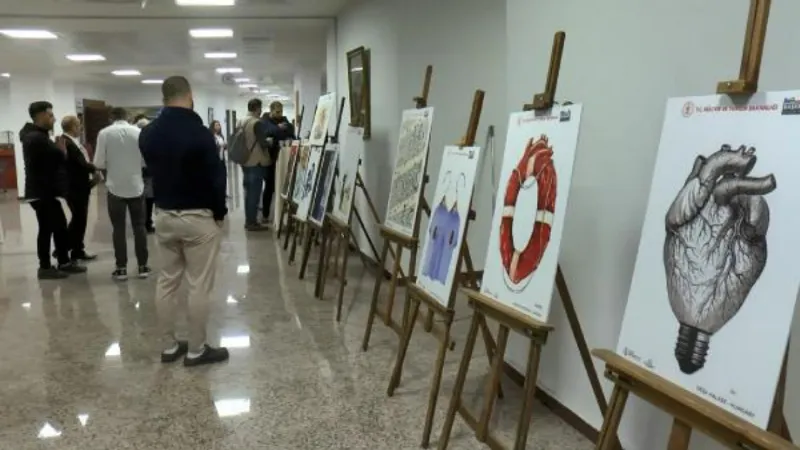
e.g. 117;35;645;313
417;145;481;308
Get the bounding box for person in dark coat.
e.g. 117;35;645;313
60;115;100;262
259;101;295;222
21;101;87;279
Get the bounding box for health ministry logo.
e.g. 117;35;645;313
682;101;696;118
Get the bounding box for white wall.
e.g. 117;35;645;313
332;0;507;265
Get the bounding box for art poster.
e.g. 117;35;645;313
332;126;364;223
281;141;300;198
481;105;582;321
291;143;311;204
309;92;336;147
383;107;434;238
617;92;800;428
310;145;339;226
294;145;323;222
417;146;481;307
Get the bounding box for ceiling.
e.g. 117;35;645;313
0;0;352;97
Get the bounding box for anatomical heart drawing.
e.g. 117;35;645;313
617;92;800;429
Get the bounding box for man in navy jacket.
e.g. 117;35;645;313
139;75;229;367
260;101;295;221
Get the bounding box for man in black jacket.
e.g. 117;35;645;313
61;115;100;262
260;101;295;222
21;101;87;279
139;76;229;367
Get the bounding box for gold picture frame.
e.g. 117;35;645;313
346;46;371;139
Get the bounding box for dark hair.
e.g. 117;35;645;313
28;101;53;120
209;120;222;134
247;98;263;113
133;114;148;123
269;101;283;111
110;107;128;121
162;76;192;103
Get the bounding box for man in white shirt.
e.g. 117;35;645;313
93;107;151;281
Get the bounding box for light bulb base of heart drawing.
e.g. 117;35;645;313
674;323;711;374
663;144;776;375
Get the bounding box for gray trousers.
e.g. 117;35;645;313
107;192;149;268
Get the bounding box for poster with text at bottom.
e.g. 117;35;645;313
616;92;800;428
295;146;324;222
332;126;364;223
309;92;337;147
309;145;339;226
291;144;312;205
384;107;435;238
480;105;582;322
417;145;481;307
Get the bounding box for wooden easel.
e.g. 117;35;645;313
319;211;355;322
437;31;618;450
385;90;507;449
361;66;484;351
595;2;795;449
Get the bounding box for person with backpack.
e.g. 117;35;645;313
229;99;271;231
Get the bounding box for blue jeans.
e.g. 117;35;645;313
242;165;266;225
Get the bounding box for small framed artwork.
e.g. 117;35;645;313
346;46;371;139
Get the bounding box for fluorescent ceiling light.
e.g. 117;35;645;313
0;29;57;39
112;69;141;76
190;28;233;38
233;78;250;83
256;89;270;94
177;0;234;5
205;52;237;59
66;54;105;62
216;67;242;74
0;73;9;78
239;83;257;88
141;79;163;84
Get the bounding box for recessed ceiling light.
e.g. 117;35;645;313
239;84;257;88
141;79;163;84
1;73;9;78
256;89;270;94
177;0;235;5
216;67;242;74
0;29;57;39
233;77;250;83
112;69;141;76
190;28;233;39
66;54;105;62
204;52;237;59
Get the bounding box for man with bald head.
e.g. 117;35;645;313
61;115;100;262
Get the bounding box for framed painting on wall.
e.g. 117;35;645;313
383;107;435;238
346;46;371;139
417;145;481;306
309;145;339;226
309;92;337;147
616;92;800;428
332;126;364;223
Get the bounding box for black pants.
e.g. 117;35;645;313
67;190;90;258
262;164;276;220
31;198;70;268
107;193;149;268
145;197;155;230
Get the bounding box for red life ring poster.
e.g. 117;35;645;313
617;92;800;429
480;105;582;322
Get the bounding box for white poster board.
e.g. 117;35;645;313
617;92;800;428
481;105;582;322
332;126;364;223
418;145;481;306
309;145;339;226
291;143;311;204
384;107;435;238
309;92;336;147
295;146;323;222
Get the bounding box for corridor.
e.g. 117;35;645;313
0;188;591;449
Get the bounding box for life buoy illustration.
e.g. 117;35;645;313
499;135;557;288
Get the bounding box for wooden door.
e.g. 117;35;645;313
82;100;109;160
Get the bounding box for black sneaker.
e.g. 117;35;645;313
38;267;69;280
161;341;189;363
73;252;98;262
184;345;230;367
112;268;128;281
138;266;152;279
58;261;87;274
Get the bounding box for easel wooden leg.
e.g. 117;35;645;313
319;226;337;302
336;231;351;322
595;384;629;450
421;313;453;448
438;312;482;450
388;297;421;396
477;316;504;399
666;419;692;450
314;222;329;297
362;239;391;351
299;227;314;279
768;347;792;441
512;339;543;450
477;325;509;442
283;208;295;250
288;221;302;264
384;243;404;326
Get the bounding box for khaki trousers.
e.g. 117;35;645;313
154;209;221;352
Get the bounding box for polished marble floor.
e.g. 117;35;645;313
0;187;592;449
